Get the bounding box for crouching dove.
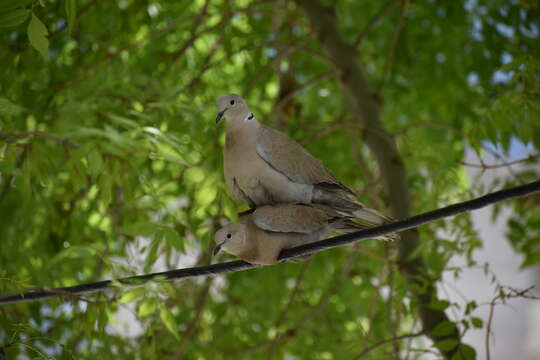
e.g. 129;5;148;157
213;204;367;265
216;94;396;230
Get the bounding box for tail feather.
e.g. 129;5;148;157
329;216;399;242
312;184;363;213
313;184;392;223
329;217;367;233
352;207;393;226
313;184;400;242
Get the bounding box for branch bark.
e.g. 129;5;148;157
291;0;460;357
355;331;424;359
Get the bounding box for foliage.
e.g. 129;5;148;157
0;0;539;359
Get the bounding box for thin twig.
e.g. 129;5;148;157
386;260;400;358
355;331;424;359
356;245;392;263
394;121;464;137
179;35;224;94
349;135;387;210
55;1;269;89
485;294;496;360
0;147;27;203
482;146;527;184
244;38;311;94
485;285;538;360
48;0;101;39
266;261;311;359
461;154;539;169
275;43;333;64
377;0;409;95
0;131;78;147
274;261;310;328
177;278;213;359
354;0;400;48
169;0;212;65
300;118;353;145
272;71;337;117
244;249;360;358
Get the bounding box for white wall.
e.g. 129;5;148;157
440;148;540;359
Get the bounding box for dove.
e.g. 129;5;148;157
215;94;395;228
213;204;367;265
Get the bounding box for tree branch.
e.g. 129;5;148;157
378;0;409;95
292;0;506;357
266;260;310;359
177;278;213;358
353;0;400;48
0;131;78;147
48;0;101;39
485;285;539;360
461;153;539;169
355;331;424;359
0;181;538;306
54;1;268;89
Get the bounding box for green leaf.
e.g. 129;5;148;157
430;321;457;337
160;306;180;341
0;8;30;27
0;0;32;13
464;300;477;315
27;13;49;57
145;238;161;271
65;0;76;36
138;298;158;317
162;227;182;250
0;97;25;116
98;174;112;207
451;344;477;360
123;221;159;236
471;317;483;329
118;287;147;304
87;149;104;176
428;299;450;311
434;338;459;351
49;245;99;267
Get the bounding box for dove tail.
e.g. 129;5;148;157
312;185;390;223
312;184;400;241
352;207;393;225
329;216;400;242
329;217;367;233
350;207;400;241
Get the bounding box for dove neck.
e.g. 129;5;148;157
226;115;260;136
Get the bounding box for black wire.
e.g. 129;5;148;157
1;180;539;305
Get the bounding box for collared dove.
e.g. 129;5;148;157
215;94;396;228
213;204;368;265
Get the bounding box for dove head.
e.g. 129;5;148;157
213;223;248;257
216;94;251;123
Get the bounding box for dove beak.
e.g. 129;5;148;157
213;242;224;256
215;109;227;123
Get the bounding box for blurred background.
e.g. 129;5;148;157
0;0;539;359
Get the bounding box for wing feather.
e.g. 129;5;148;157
256;125;337;185
252;204;328;234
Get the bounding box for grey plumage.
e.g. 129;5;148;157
213;204;367;265
216;94;398;237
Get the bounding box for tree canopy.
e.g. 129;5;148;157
1;0;539;359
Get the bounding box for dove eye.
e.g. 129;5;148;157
230;100;235;105
226;233;232;239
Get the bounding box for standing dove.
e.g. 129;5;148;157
213;204;366;265
216;94;394;227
